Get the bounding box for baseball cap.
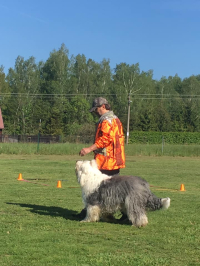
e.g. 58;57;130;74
89;97;109;112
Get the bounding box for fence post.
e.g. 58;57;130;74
162;136;164;154
37;119;41;152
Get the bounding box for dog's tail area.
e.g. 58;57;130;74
146;194;170;211
161;197;171;210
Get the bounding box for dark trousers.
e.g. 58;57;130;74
100;169;120;176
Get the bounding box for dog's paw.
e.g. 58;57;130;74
80;219;90;223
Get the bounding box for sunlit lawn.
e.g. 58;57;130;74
0;154;200;265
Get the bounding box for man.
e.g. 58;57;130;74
79;97;125;175
78;97;126;220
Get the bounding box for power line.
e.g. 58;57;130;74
1;93;200;103
1;93;200;97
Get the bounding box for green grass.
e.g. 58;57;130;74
0;143;82;155
0;154;200;265
1;142;200;157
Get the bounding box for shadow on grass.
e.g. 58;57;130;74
6;202;130;225
6;202;81;221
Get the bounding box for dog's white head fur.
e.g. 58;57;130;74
75;159;111;203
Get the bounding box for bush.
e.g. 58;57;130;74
129;131;200;144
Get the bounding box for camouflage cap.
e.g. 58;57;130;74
89;97;109;112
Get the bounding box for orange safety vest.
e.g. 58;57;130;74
94;111;125;170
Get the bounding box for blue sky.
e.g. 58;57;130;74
0;0;200;80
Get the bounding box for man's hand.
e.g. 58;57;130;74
79;144;98;156
79;147;91;156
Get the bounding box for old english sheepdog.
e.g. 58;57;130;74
75;159;170;227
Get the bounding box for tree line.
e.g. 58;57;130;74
1;43;200;137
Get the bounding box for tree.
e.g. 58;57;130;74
6;56;41;134
39;44;71;134
111;63;141;124
0;66;10;109
41;43;70;94
181;76;200;131
0;66;10;133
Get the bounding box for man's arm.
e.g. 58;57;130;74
79;143;98;156
79;120;113;157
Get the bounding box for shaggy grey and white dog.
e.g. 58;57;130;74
75;159;170;227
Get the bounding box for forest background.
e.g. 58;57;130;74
1;43;200;141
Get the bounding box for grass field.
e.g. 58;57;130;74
1;142;200;157
0;152;200;265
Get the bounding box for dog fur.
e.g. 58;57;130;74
75;159;170;227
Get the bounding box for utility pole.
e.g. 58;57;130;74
126;93;131;144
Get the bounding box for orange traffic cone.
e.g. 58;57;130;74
180;184;186;191
17;173;23;181
57;180;62;188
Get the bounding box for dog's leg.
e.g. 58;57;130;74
81;205;101;223
125;197;148;227
127;210;148;227
134;213;148;227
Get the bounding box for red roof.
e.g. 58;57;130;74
0;108;4;129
